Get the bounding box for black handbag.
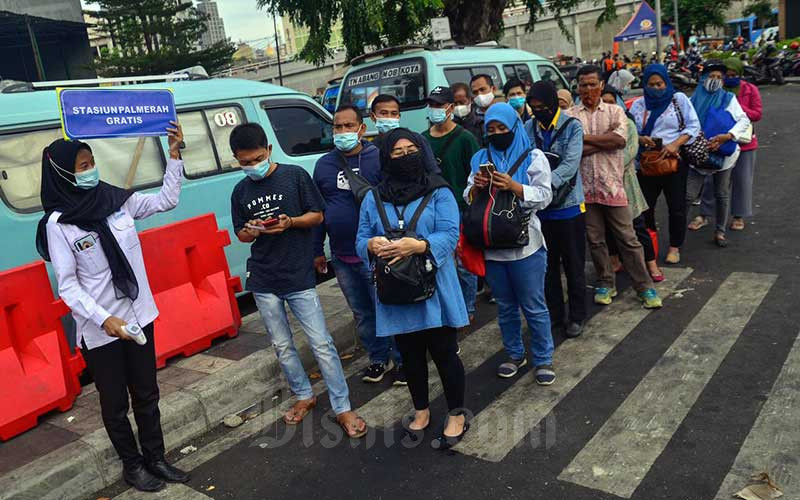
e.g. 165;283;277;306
462;147;532;249
371;189;438;305
532;117;578;208
672;97;710;167
337;153;373;206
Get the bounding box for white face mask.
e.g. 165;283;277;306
454;104;471;118
473;92;494;109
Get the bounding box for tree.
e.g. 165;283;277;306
258;0;621;65
660;0;733;38
90;0;235;77
742;0;774;27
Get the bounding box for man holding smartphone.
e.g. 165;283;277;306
228;123;368;439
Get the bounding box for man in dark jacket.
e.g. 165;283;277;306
313;104;405;386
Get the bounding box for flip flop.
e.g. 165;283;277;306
337;412;368;439
283;396;317;425
688;216;708;231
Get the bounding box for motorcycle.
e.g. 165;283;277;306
781;50;800;77
667;59;697;91
743;44;786;85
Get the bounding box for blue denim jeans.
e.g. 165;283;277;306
253;289;351;415
456;255;478;316
484;247;554;367
331;258;401;366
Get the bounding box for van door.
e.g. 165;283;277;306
257;97;334;175
502;63;534;89
533;63;569;90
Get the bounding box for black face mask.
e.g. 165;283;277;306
488;131;514;151
388;152;425;180
533;109;555;125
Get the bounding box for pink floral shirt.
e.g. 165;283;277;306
568;102;628;207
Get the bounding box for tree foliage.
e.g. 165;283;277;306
660;0;733;37
259;0;625;65
742;0;774;26
90;0;235;77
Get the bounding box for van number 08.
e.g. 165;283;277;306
213;111;238;127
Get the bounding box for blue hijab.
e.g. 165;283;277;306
691;76;734;124
470;103;532;184
641;64;675;137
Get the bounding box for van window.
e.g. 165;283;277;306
0;128;164;212
179;105;245;177
339;58;426;113
503;64;534;88
536;65;567;90
443;66;502;88
264;104;334;156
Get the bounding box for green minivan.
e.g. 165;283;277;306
337;45;569;133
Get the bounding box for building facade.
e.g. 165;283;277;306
197;0;227;49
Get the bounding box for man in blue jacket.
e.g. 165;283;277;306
524;82;588;339
313;104;405;386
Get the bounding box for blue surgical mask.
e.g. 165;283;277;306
426;106;448;124
508;96;526;110
375;118;400;134
242;158;271;180
724;77;741;88
333;132;359;152
645;87;667;100
75;168;100;189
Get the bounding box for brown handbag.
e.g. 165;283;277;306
639;150;679;176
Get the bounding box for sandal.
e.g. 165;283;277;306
688;216;708;231
714;231;729;248
730;218;745;231
337;411;368;439
650;270;665;283
665;250;680;265
283;396;317;425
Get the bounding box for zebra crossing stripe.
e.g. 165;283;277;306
559;272;777;498
114;483;213;499
453;266;694;462
356;321;504;428
713;329;800;500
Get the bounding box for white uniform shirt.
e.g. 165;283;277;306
46;159;184;350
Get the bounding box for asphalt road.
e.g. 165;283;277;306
98;83;800;500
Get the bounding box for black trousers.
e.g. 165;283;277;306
394;327;465;414
637;162;689;248
607;214;655;262
541;214;588;325
82;323;164;468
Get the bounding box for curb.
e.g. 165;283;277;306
0;294;357;500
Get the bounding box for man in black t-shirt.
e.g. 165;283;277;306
229;123;367;438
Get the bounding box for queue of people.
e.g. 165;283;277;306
37;58;759;491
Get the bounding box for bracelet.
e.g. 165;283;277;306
288;217;294;228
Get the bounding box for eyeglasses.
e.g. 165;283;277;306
390;145;419;158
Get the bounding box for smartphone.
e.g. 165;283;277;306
261;217;280;228
653;138;663;149
479;162;496;175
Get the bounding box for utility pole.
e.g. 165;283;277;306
272;7;283;86
673;0;681;49
655;0;663;60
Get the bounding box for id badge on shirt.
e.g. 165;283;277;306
74;234;97;252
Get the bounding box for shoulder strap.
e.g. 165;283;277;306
370;188;394;234
507;147;534;177
337;152;359;181
672;96;686;131
549;117;576;145
406;191;435;233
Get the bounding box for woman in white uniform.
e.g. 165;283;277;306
35;123;189;493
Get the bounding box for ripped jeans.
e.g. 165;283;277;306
253;289;351;415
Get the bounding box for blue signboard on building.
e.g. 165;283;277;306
57;88;177;140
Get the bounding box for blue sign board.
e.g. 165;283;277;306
58;88;177;140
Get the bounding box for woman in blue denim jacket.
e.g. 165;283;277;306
524;82;588;339
356;128;469;449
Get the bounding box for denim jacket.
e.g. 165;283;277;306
524;112;585;210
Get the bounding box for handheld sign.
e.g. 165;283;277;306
57;88;177;140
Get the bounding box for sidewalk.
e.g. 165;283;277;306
0;279;357;500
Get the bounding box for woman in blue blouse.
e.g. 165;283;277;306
356;128;469;448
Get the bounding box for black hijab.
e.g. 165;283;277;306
527;81;559;124
35;139;139;301
377;128;450;206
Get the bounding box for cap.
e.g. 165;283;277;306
427;86;454;105
703;59;727;74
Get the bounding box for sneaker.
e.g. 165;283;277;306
497;357;527;378
534;365;556;385
487;294;497;304
362;359;394;383
638;288;663;309
565;321;584;338
594;287;618;305
393;365;408;386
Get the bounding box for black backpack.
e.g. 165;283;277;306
371;189;438;305
462;147;532;249
532;117;578;209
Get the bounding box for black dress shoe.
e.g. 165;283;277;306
565;321;584;338
145;459;191;483
123;464;165;492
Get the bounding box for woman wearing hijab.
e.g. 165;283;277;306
464;103;555;385
356;128;469;449
629;64;701;264
687;60;752;247
607;68;636;95
36;123;189;492
697;58;762;232
557;89;574;110
601;86;663;282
